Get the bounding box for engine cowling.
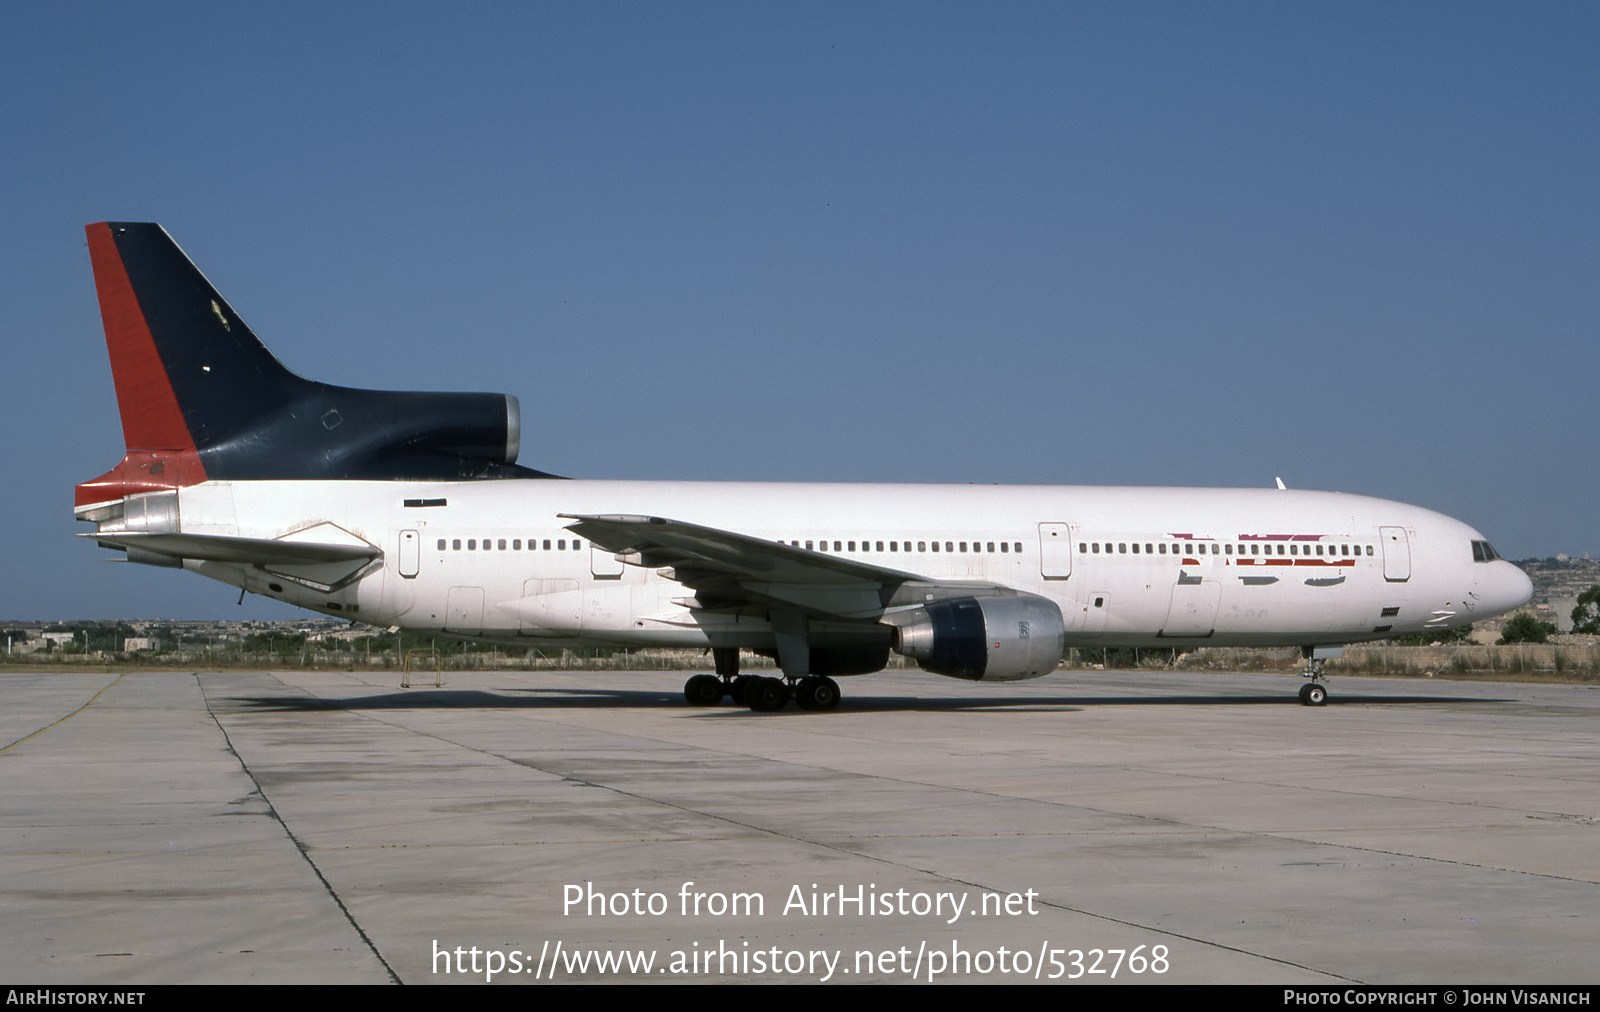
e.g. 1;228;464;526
202;387;532;480
891;595;1066;681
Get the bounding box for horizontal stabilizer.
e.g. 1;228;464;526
85;531;379;566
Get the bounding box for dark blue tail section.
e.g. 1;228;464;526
86;223;557;494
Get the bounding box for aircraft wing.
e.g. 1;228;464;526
560;513;1014;619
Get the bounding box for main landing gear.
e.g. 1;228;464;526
683;673;725;706
680;673;843;712
681;649;841;712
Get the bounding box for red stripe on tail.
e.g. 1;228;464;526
76;223;206;508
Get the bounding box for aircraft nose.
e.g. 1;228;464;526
1483;562;1533;618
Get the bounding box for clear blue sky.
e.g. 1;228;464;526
2;2;1595;621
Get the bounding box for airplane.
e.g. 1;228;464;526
74;222;1534;710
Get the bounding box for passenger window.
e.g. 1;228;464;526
468;539;476;550
1119;543;1126;553
437;539;446;551
557;540;566;550
918;542;927;552
1014;543;1022;553
1092;543;1100;554
1080;543;1088;553
498;539;507;550
998;542;1006;553
876;541;884;552
512;540;521;550
452;539;461;550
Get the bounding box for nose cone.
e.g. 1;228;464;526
1482;561;1534;619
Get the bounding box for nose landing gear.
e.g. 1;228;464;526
1298;680;1328;706
1298;649;1333;706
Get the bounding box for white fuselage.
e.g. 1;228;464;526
168;479;1532;655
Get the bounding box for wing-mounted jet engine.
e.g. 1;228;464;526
887;594;1067;681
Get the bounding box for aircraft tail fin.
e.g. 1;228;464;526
88;222;307;453
78;222;553;509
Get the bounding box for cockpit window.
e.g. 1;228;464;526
1471;540;1502;562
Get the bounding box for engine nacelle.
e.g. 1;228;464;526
205;387;530;480
891;595;1066;681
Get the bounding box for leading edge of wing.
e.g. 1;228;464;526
559;513;1014;620
560;513;927;584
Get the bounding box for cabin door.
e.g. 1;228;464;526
1038;523;1074;580
1380;527;1411;582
